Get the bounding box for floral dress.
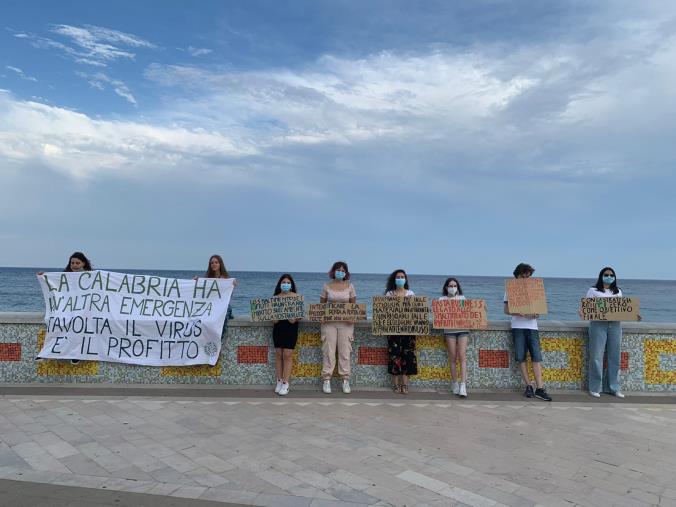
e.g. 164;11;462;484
385;290;418;376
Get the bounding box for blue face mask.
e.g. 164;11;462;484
395;278;406;287
602;275;615;285
335;271;346;280
280;282;292;292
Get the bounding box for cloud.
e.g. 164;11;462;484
75;71;137;105
5;65;38;82
187;46;213;57
14;24;156;67
0;92;256;183
3;5;676;200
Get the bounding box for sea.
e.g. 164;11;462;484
2;267;675;322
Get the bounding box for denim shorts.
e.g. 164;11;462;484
444;331;469;339
512;328;542;363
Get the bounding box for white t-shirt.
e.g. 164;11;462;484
385;289;415;297
503;291;538;330
586;287;623;298
439;295;469;334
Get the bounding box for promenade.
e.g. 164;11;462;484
0;386;675;506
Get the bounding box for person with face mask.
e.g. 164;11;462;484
271;274;300;396
385;269;417;394
439;277;469;397
504;263;552;401
585;267;640;399
320;261;357;394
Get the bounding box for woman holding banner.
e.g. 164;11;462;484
272;274;299;396
584;267;640;399
37;252;93;364
439;277;469;398
200;255;235;339
320;261;357;394
385;269;417;394
42;252;93;364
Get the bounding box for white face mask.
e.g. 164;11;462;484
447;286;458;296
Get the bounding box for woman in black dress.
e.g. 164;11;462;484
272;274;300;396
385;269;417;394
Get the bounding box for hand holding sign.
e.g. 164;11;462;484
372;296;430;336
250;296;304;322
307;303;367;322
580;297;640;321
432;299;487;330
505;278;548;316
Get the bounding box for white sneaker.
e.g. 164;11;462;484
274;379;282;394
451;381;459;395
322;380;331;394
459;383;467;398
342;380;351;394
279;382;289;396
612;391;625;398
590;391;601;398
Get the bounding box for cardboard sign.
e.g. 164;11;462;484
432;299;487;330
580;297;640;321
307;303;367;322
505;278;548;315
250;296;304;322
372;296;430;336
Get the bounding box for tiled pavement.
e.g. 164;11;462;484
0;387;675;506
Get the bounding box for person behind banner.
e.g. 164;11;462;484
583;267;641;399
320;261;357;395
439;277;469;398
271;274;300;396
385;269;417;395
503;263;552;401
37;251;93;364
198;255;236;340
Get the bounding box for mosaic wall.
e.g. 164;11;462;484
1;319;675;392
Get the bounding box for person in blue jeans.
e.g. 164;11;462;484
584;267;640;399
504;263;552;401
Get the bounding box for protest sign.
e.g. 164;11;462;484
580;297;640;321
432;299;488;330
505;278;548;315
37;271;234;366
250;296;305;322
307;303;367;322
372;296;430;335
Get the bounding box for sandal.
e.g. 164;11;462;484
393;384;402;394
401;385;409;395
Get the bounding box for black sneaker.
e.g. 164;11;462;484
534;388;552;401
525;385;534;398
70;359;80;365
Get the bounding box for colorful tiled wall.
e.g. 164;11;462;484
0;319;675;391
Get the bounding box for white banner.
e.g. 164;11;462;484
37;270;234;366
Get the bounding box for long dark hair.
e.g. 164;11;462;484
513;263;534;278
442;277;463;296
385;269;408;294
274;273;297;295
593;266;620;294
64;252;92;272
328;261;350;280
205;255;229;279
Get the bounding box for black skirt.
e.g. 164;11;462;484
272;320;299;349
387;335;418;375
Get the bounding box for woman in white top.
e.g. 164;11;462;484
385;269;417;394
320;261;357;394
439;277;469;397
585;267;640;399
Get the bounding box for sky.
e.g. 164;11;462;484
1;1;676;278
